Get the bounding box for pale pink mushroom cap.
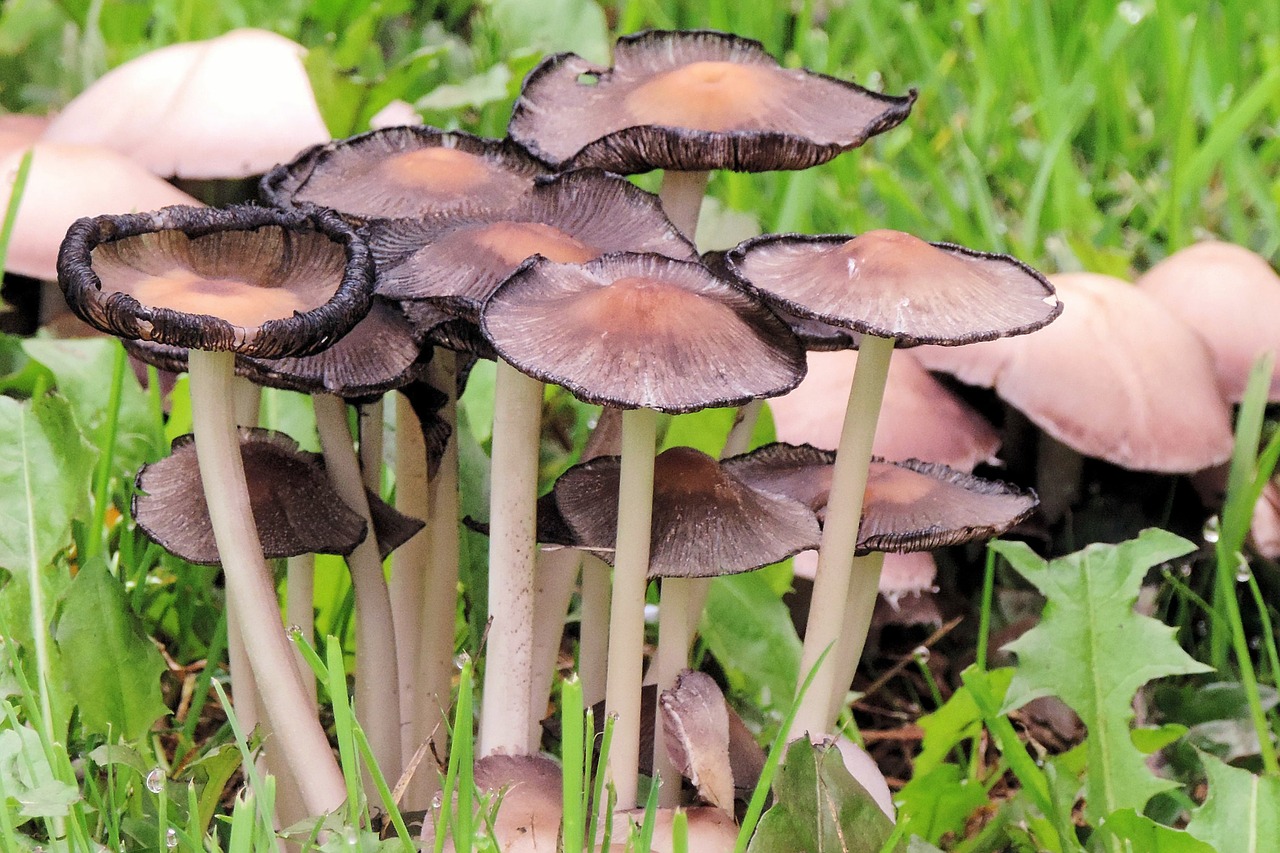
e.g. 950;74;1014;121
1253;480;1280;560
914;272;1235;473
770;348;1000;471
42;29;329;179
1136;241;1280;402
0;142;197;279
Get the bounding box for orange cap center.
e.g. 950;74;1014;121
625;61;778;132
121;268;309;328
471;221;599;266
380;147;495;194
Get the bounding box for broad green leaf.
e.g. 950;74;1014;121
485;0;610;65
701;570;800;715
0;567;73;738
0;725;78;823
416;62;512;112
0;333;54;397
747;738;894;853
0;393;97;573
1095;809;1214;853
1132;724;1189;755
912;668;1013;777
895;764;988;845
995;530;1210;824
54;558;168;741
1186;752;1280;853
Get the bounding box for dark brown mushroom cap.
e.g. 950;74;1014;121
260;125;547;221
122;298;430;400
481;252;807;413
369;169;697;321
725;230;1062;347
133;428;424;564
399;300;497;361
723;443;1038;554
58;204;373;359
134;428;367;564
552;446;821;577
508;30;915;174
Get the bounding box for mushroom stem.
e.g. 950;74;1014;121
658;170;710;241
359;398;384;494
285;553;317;710
579;552;612;707
479;360;544;756
188;348;346;816
605;406;659;809
653;577;692;807
528;547;583;748
824;551;887;727
391;391;430;768
313;392;403;789
789;334;894;742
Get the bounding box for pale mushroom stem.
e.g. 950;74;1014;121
188;349;346;816
390;390;430;767
653;578;690;807
658;170;710;241
579;553;612;707
824;551;887;727
527;547;583;748
605;407;659;809
479;360;544;756
313;393;404;788
285;553;317;710
789;334;894;742
359;398;385;494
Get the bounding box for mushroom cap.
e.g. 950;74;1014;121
726;229;1062;346
369;169;697;320
399;300;497;360
1;142;198;280
609;806;739;853
1252;480;1280;560
134;428;367;564
261;126;547;220
723;443;1038;554
508;29;914;174
914;272;1237;473
58;204;374;359
454;755;563;853
1135;240;1280;402
552;445;821;577
481;252;806;413
769;348;1000;471
42;29;329;180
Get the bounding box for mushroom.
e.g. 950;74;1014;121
726;228;1060;741
59;203;372;817
1135;241;1280;402
481;251;805;806
508;30;914;239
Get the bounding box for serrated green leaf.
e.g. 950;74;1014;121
913;668;1013;777
747;738;894;853
1186;752;1280;853
1095;808;1214;853
895;764;989;845
995;530;1211;824
1132;724;1189;755
0;393;97;573
54;559;168;741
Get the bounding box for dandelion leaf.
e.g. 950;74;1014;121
1186;751;1280;852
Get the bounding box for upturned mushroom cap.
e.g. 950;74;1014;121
481;252;806;412
914;272;1237;473
134;429;424;564
1;142;198;280
134;429;366;564
439;755;563;853
58;204;373;359
370;169;697;320
261;126;548;220
42;29;329;179
1135;241;1280;402
508;30;914;174
769;348;1000;470
723;443;1038;554
726;229;1062;346
552;446;821;576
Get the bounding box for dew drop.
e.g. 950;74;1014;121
1118;1;1145;24
146;767;165;794
166;827;179;849
1236;565;1252;584
967;1;985;13
1179;562;1193;577
1203;515;1220;543
912;645;931;664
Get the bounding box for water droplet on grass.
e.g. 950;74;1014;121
146;767;165;793
166;828;178;848
1203;515;1220;543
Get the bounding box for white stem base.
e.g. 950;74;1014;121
579;553;612;708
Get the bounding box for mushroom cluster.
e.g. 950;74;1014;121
53;26;1068;846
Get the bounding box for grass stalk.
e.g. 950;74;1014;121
85;342;127;560
562;676;585;853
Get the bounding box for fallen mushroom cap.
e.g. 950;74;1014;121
262;126;548;220
726;229;1062;346
134;428;366;564
1135;240;1280;402
42;29;329;180
769;348;1000;471
914;271;1237;473
369;168;698;320
1;142;199;280
552;445;821;576
58;204;373;359
508;29;915;174
723;443;1039;554
481;252;807;413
